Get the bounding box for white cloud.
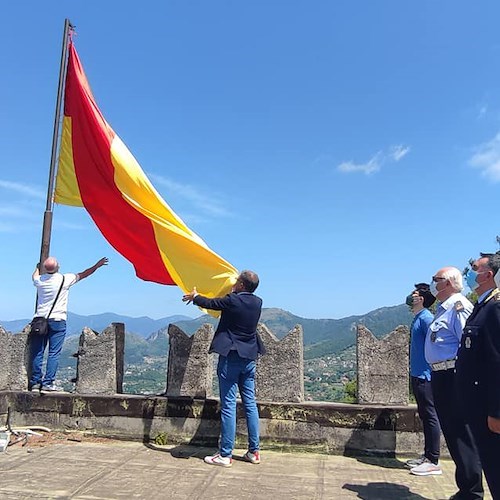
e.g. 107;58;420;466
337;143;410;175
148;173;232;218
337;153;381;175
469;132;500;182
389;145;410;162
0;179;45;200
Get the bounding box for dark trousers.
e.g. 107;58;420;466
432;369;483;500
411;376;441;464
468;416;500;499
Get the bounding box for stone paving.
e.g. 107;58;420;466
0;440;493;499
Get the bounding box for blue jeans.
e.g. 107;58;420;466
29;319;67;386
217;351;260;457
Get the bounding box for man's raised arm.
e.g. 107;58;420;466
32;263;40;281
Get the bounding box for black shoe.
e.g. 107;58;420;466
28;383;41;392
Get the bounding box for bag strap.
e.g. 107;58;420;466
45;275;66;319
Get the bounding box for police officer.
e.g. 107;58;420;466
425;266;483;500
457;252;500;499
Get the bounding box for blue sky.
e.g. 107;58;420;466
1;1;500;322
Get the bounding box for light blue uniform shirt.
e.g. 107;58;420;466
424;293;473;365
477;288;493;304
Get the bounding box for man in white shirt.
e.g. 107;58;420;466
29;256;108;392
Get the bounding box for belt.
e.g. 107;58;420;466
430;359;456;372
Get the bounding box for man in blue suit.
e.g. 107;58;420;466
182;270;265;467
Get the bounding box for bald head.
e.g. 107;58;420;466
43;257;59;274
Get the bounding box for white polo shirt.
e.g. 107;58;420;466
33;272;79;321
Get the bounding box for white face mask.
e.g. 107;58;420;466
495;269;500;289
429;281;439;297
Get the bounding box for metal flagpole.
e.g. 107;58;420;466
39;18;73;266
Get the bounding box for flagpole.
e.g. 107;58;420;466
39;18;73;266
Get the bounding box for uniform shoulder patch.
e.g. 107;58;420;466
455;301;464;312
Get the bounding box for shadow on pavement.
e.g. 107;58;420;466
342;482;430;500
143;442;210;460
346;454;408;470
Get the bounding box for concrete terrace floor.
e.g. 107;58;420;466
0;438;493;500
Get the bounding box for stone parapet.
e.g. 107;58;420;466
357;325;410;405
166;324;214;398
165;323;305;403
256;323;304;402
0;391;447;457
0;325;30;391
74;323;125;394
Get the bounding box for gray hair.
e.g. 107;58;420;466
441;267;463;292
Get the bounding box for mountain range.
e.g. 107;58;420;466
1;304;412;359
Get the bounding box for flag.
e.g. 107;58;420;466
55;42;238;300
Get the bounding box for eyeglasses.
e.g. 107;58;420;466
432;276;447;282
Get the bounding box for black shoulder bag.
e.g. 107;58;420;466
30;276;65;336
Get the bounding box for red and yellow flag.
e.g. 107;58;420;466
55;42;238;299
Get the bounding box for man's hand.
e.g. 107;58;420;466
182;287;198;305
488;416;500;434
32;263;41;280
95;257;109;268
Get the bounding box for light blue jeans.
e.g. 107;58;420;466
217;351;260;457
29;319;67;387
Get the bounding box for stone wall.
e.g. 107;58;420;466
166;323;214;398
0;323;124;394
74;323;125;395
1;321;414;408
166;323;305;403
0;325;30;391
0;320;440;457
0;391;447;457
256;323;304;402
357;324;410;405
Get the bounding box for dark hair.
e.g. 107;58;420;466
238;270;259;293
414;282;435;309
480;252;500;275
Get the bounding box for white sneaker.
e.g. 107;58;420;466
41;384;64;392
410;458;442;476
204;453;232;467
405;455;425;468
243;450;261;464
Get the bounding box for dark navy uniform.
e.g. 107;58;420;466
456;288;500;500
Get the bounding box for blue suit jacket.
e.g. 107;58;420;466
193;291;265;360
